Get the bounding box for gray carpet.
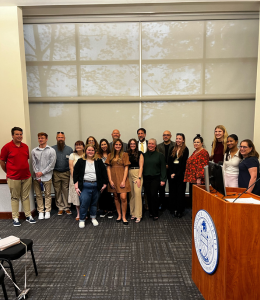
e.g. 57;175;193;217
0;209;204;300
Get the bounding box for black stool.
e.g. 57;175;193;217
0;268;8;300
0;239;38;296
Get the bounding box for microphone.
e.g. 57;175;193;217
233;177;260;203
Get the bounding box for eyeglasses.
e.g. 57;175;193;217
240;146;248;149
163;134;171;136
57;132;64;134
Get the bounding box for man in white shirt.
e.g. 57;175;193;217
137;128;149;210
31;132;56;220
137;128;148;153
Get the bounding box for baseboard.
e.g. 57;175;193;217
0;208;37;219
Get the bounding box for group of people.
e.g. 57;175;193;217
0;126;259;228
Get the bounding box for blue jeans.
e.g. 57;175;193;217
79;182;100;221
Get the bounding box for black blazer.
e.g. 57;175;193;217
73;158;108;191
168;147;189;180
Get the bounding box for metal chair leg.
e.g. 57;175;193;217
1;282;8;300
1;259;18;297
30;249;38;276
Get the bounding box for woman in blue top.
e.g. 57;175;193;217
238;139;260;196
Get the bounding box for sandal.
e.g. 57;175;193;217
75;217;79;221
135;218;141;223
131;216;136;220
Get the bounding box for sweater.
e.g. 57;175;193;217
143;150;167;182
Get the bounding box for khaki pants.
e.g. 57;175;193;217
7;177;32;219
34;179;52;213
52;170;71;211
129;169;143;219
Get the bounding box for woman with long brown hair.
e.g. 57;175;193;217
97;139;114;218
210;125;228;164
127;138;144;223
86;136;99;152
106;139;131;225
168;133;189;218
238;139;260;195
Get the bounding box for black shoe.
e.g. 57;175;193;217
149;214;153;218
116;218;121;223
123;221;129;225
174;211;178;217
153;217;159;221
107;212;113;219
177;213;182;218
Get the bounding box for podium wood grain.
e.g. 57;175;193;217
192;185;260;300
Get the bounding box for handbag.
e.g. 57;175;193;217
0;235;20;251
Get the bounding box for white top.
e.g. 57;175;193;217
138;140;147;153
69;152;83;166
84;161;97;181
223;150;241;175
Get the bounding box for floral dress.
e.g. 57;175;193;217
184;149;209;184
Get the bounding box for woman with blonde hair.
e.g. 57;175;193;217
210;125;228;164
168;133;189;218
73;144;108;228
106;139;131;225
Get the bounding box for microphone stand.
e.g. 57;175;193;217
233;177;260;203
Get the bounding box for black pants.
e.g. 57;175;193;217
98;187;114;211
168;177;186;214
159;172;170;209
143;175;160;218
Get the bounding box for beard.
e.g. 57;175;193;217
57;140;65;151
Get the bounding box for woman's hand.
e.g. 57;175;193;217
135;178;141;188
160;181;165;186
196;178;201;185
100;184;107;193
120;181;126;188
109;181;115;189
75;188;81;196
171;173;175;179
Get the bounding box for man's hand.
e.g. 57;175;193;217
160;181;165;186
35;172;43;178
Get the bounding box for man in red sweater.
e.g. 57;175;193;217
0;127;36;226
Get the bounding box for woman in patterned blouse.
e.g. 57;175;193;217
184;134;209;201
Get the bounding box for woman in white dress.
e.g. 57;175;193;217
68;141;85;220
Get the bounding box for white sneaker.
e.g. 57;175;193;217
91;218;99;226
38;212;44;220
45;212;50;219
79;221;85;228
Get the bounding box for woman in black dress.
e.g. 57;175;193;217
168;133;189;218
238;139;260;195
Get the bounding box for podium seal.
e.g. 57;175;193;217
194;209;219;274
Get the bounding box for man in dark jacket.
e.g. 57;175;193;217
157;130;175;211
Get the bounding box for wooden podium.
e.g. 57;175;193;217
192;185;260;300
